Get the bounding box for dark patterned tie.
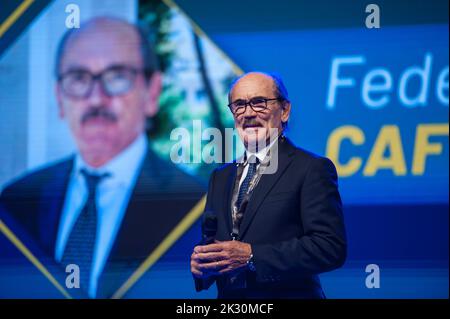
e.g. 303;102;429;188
236;157;259;209
61;169;109;296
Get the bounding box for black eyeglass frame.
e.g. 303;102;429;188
228;97;283;115
57;65;153;99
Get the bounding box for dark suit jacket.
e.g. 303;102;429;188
0;147;205;298
198;137;347;299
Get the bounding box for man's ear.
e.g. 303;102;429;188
55;83;65;119
145;71;162;117
281;101;291;124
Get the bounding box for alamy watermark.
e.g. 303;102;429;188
65;4;80;29
65;263;80;289
365;4;381;29
365;263;381;288
170;120;280;174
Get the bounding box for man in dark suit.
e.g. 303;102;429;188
0;17;204;298
191;72;346;298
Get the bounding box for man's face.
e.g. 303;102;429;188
230;73;291;150
56;21;160;167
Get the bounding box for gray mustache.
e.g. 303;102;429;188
81;107;118;124
243;119;262;128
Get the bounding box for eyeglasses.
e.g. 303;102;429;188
228;97;282;116
58;65;149;99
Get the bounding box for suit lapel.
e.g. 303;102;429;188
238;137;295;239
37;158;74;256
223;163;237;236
35;158;90;298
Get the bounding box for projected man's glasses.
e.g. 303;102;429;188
58;65;148;99
228;97;282;116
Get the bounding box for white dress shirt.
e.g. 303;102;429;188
238;137;278;188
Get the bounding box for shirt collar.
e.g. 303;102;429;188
244;136;279;165
74;134;148;187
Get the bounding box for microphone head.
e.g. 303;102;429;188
202;210;217;241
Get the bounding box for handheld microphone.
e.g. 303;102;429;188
195;211;218;292
201;210;217;245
